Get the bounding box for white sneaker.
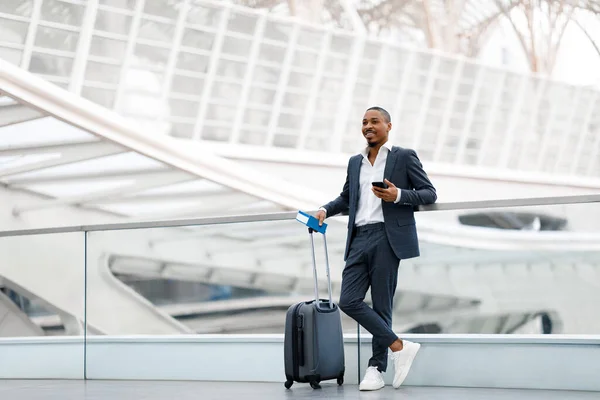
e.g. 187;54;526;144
359;366;385;391
390;340;421;388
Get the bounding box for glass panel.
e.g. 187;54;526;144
169;122;194;138
171;75;204;96
222;35;252;58
259;42;286;64
29;52;74;77
89;35;127;60
187;3;222;27
80;201;599;379
81;86;116;108
227;11;256;35
0;47;23;65
94;9;132;35
291;50;318;70
133;43;169;68
177;51;209;72
84;218;352;337
138;19;175;43
0;232;85;376
99;0;135;10
40;0;85;26
143;0;178;20
296;27;322;49
0;18;29;45
181;27;215;50
167;98;199;119
0;0;34;17
35;26;80;52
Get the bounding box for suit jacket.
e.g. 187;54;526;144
322;146;437;261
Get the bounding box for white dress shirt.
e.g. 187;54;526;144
355;141;401;226
321;141;401;226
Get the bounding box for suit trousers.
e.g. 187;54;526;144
338;222;400;373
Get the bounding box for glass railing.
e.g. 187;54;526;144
1;193;600;380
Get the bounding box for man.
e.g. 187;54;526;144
316;106;437;391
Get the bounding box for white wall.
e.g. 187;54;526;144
0;337;83;379
1;334;600;392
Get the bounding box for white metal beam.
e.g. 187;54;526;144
264;21;299;147
297;29;331;150
87;187;226;205
534;85;562;171
553;87;584;173
475;71;507;166
390;49;415;137
231;12;268;144
19;0;42;71
113;0;146;113
586;125;600;177
0;103;45;127
192;4;232;141
338;0;367;34
516;79;548;169
158;0;190;128
571;92;598;175
5;167;171;185
433;57;466;162
13;171;195;214
0;141;124;179
452;63;485;164
69;0;99;95
497;76;529;168
124;191;263;220
331;35;365;153
411;53;440;151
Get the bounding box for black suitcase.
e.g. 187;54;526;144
283;227;345;389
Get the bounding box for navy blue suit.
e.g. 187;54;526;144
323;146;437;261
322;145;436;372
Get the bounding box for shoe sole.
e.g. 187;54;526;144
359;383;384;391
393;342;421;388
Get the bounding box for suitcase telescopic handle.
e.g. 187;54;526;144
308;227;333;309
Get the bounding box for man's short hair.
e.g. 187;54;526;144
366;106;391;123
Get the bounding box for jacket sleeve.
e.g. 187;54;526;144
397;149;437;206
322;161;351;217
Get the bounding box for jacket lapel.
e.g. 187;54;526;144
384;146;398;181
351;155;362;205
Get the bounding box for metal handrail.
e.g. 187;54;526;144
1;193;599;238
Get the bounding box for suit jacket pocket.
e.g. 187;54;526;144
397;219;415;227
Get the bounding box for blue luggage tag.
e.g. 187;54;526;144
296;210;327;234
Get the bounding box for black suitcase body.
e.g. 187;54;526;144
283;228;345;389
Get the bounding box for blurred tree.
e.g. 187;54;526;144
236;0;600;74
495;0;578;73
572;1;600;58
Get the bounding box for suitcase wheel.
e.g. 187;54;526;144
284;380;293;389
309;380;321;389
337;376;344;385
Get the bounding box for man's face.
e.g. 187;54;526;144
362;110;391;148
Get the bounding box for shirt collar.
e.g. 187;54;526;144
360;141;393;157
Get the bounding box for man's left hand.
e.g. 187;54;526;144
372;179;398;202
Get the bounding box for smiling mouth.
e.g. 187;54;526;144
364;130;376;138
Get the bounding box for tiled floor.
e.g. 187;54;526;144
0;380;598;399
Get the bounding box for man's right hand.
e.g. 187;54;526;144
315;210;326;226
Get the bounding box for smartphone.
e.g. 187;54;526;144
372;181;387;189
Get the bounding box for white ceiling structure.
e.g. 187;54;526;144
0;0;598;178
0;58;331;223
